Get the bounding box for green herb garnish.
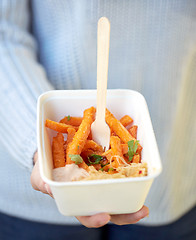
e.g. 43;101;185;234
68;154;83;164
67;115;71;121
127;140;139;162
108;168;114;172
88;154;103;165
99;163;110;171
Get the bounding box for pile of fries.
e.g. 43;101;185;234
45;107;147;179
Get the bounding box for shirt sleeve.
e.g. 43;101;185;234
0;0;54;171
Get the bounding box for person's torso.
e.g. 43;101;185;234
31;0;196;224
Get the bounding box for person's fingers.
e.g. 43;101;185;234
33;151;38;164
110;205;149;225
44;183;53;197
76;206;148;228
30;158;53;198
76;213;111;228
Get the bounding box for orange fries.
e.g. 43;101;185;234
60;116;82;126
128;125;138;139
106;109;135;143
45;106;144;176
66;128;76;145
52;133;65;168
120;115;133;127
83;140;103;153
66;107;95;170
110;136;124;168
45;119;77;133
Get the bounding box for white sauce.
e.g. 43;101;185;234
52;164;89;182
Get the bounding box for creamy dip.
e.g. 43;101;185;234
53;162;147;182
52;164;89;182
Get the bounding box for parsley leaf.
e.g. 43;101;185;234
68;154;83;164
88;154;103;165
127;140;139;162
108;167;114;172
67;115;71;121
99;163;109;171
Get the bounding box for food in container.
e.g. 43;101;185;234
37;89;162;216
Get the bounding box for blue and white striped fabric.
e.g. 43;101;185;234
0;0;195;225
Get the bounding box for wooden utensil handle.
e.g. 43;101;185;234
96;17;110;120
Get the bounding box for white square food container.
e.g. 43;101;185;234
37;89;162;216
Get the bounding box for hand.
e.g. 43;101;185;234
31;151;53;197
31;151;149;227
76;206;149;228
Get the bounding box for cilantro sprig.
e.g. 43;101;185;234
108;167;114;172
127;140;139;162
68;154;83;164
88;154;103;165
99;163;110;171
67;115;71;121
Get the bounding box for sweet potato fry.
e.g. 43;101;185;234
111;130;117;137
64;127;76;151
120;115;133;127
136;145;142;155
45;119;77;133
59;116;82;126
128;125;138;139
106;109;142;155
110;136;125;168
66;107;96;170
132;154;140;163
121;144;128;155
67;128;76;145
83;140;103;153
52;133;65;168
105;109;135;143
102;149;113;161
87;131;92;140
